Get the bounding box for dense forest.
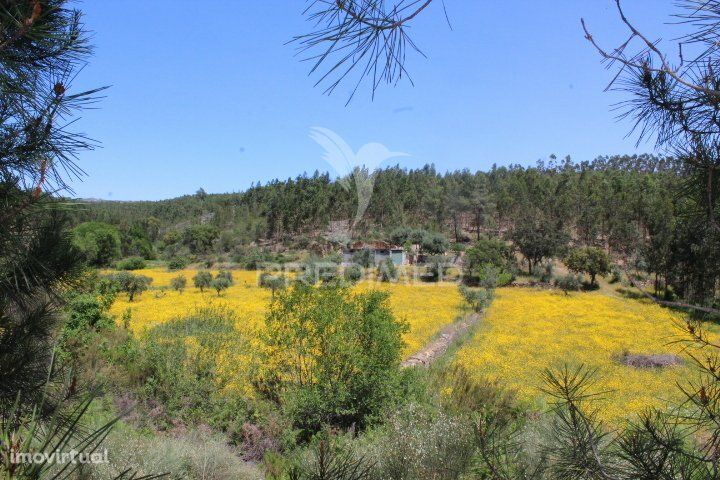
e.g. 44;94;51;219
72;153;715;303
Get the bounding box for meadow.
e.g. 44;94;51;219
109;267;464;357
109;268;706;425
454;287;699;424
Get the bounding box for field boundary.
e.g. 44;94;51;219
401;313;481;367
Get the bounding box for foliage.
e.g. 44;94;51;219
510;216;568;274
351;249;373;269
389;227;449;254
553;274;582;293
459;285;493;313
363;403;475;480
59;292;116;362
288;431;373;480
422;255;450;282
183;224;219;254
533;262;554;283
216;269;234;285
72;221;122;266
211;276;232;296
105;271;152;301
193;270;213;292
259;272;288;297
564;247;611;286
129;306;251;429
343;264;363;284
166;257;187;270
376;258;398;283
463;236;514;286
115;256;147;270
170;275;187;293
257;284;408;437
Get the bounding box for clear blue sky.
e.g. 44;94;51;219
70;1;677;200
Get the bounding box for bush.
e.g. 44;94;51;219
91;428;262;480
533;262;554;283
193;270;213;292
115;256;146;270
216;269;234;285
211;276;232;296
167;257;187;270
376;258;398;282
554;273;582;293
422;255;450;282
459;285;493;312
257;284;408;438
259;272;287;296
364;403;475;480
170;275;187;293
288;431;373;480
343;264;363;284
59;292;116;362
130;307;251;428
351;248;374;268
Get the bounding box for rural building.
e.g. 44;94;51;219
343;240;406;265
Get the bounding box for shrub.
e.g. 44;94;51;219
170;275;187;293
459;285;493;312
216;269;234;285
377;258;398;282
59;292;116;362
422;255;450;282
554;273;582;293
115;256;146;270
533;262;554;283
288;431;373;480
90;428;261;480
259;272;287;297
257;284;408;438
130;307;251;427
365;403;475;480
352;248;374;268
343;264;363;284
167;257;187;270
211;276;232;296
193;270;213;292
609;265;623;284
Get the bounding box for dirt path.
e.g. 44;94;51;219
401;313;481;368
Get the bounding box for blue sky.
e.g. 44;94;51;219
70;1;677;200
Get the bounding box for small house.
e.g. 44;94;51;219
343;240;406;266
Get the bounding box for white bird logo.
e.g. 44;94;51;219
309;127;409;231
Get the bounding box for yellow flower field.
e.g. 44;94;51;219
109;268;463;357
454;288;698;424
